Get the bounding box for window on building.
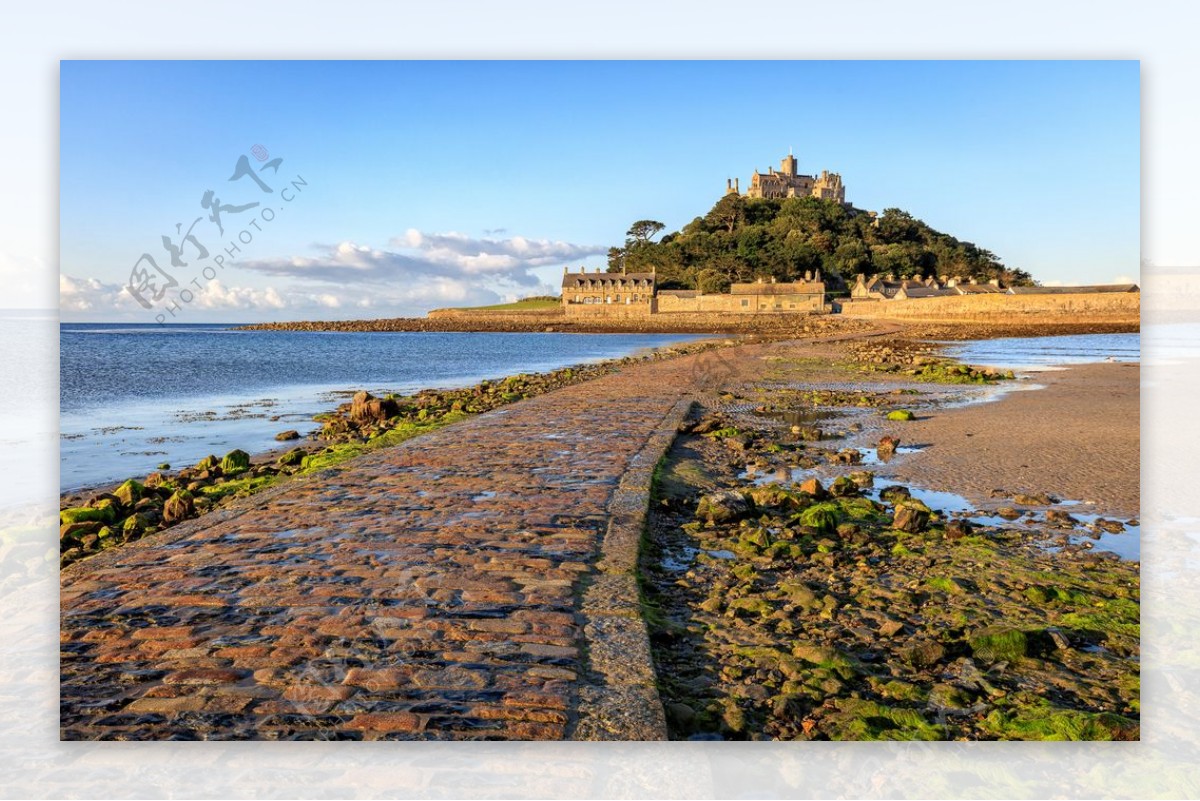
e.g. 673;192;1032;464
740;299;749;308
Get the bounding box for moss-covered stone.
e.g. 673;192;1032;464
969;626;1028;662
886;410;915;421
220;449;251;475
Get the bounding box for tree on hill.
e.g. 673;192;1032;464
614;195;1034;290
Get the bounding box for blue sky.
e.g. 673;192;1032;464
59;60;1140;322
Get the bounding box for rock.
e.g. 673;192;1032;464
879;619;905;638
879;485;911;504
969;626;1028;662
60;504;116;526
829;476;858;497
798;503;840;536
274;430;301;441
833;449;862;464
277;447;307;467
1013;492;1055;505
157;463;170;470
696;490;752;524
112;479;146;507
60;520;101;542
901;640;946;668
848;471;874;488
162;490;195;524
121;513;148;540
220;449;251;475
746;485;803;510
144;472;166;489
944;519;973;540
1045;509;1078;526
194;455;219;471
892;499;932;533
689;416;725;435
792;425;823;442
350;391;400;425
1045;626;1071;650
877;435;900;460
928;683;976;711
886;410;915;421
665;702;697;730
996;507;1022;520
797;478;827;500
1095;518;1126;534
740;527;772;551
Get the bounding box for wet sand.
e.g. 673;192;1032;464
881;361;1140;517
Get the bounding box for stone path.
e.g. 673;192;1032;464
60;343;771;740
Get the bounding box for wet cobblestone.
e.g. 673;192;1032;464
60;349;763;740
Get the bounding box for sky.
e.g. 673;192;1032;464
59;60;1140;323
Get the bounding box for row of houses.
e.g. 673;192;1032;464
850;273;1140;301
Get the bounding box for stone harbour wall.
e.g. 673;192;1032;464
839;292;1140;324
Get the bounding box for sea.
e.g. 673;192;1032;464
60;324;703;492
941;332;1140;371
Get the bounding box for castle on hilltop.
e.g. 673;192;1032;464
726;152;847;205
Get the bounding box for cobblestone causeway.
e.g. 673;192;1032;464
60;346;769;740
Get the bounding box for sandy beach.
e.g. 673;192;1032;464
882;361;1140;518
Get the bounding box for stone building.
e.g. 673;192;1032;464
561;267;657;308
727;152;847;205
850;273;1139;302
562;268;826;317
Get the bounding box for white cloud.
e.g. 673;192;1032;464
59;274;139;313
239;229;606;287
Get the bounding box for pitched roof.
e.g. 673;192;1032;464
562;272;656;288
1008;284;1139;295
953;284;1005;294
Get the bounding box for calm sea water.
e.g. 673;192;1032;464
60;324;702;491
943;332;1140;370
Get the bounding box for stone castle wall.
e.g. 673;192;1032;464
839;292;1140;323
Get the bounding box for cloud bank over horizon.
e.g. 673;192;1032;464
59;229;602;322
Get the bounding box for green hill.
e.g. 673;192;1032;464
609;195;1034;292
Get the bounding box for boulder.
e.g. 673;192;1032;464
829;476;859;497
277;447;307;467
274;430;301;441
194;455;219;471
877;435;900;460
60;504;116;526
696;490;752;524
879;485;911;504
162;490;195;524
901;640;946;668
886;410;915;421
944;519;973;540
797;502;840;536
797;477;827;500
350;391;400;425
220;449;251;475
969;626;1028;662
112;479;146;507
892;499;932;533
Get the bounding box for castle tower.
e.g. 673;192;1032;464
780;153;798;177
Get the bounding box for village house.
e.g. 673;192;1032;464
850;273;1139;301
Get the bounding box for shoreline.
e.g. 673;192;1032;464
878;361;1139;519
60;322;1140;565
234;313;1139;338
57;334;742;566
59;321;1141;741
